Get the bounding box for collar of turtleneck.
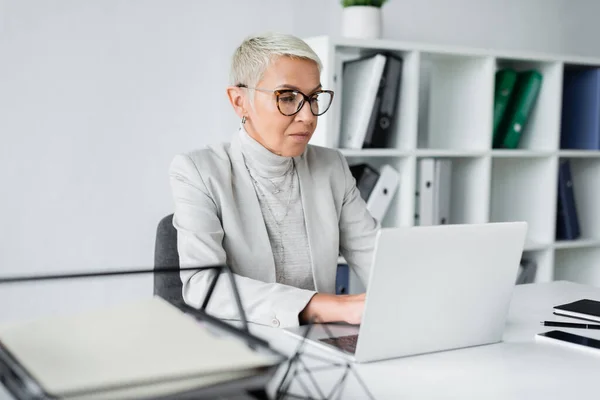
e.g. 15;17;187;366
239;125;295;178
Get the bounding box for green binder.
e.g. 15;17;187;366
492;69;518;143
493;70;543;149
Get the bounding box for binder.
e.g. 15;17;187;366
350;163;380;202
492;68;518;144
340;54;387;149
350;163;400;223
434;159;452;225
365;164;400;222
494;70;543;149
560;68;600;150
336;264;350;295
516;257;538;285
416;158;452;226
556;159;581;240
0;266;285;400
363;54;403;149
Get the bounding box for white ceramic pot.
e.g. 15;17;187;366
341;6;382;39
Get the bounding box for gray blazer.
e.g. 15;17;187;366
169;129;379;328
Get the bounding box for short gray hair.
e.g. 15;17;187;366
230;32;322;91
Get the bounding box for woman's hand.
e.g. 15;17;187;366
299;293;366;325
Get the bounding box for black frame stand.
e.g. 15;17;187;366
273;320;376;400
0;265;282;400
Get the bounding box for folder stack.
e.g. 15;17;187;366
339;53;403;149
0;267;284;400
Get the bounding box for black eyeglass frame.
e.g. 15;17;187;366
236;84;335;117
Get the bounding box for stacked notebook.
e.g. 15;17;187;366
554;299;600;323
536;299;600;353
492;68;543;149
0;297;282;399
339;53;403;149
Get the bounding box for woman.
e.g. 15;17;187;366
169;32;379;329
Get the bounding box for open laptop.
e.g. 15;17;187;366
284;221;528;363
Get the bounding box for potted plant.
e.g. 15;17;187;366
340;0;388;39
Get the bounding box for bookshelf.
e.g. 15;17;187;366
305;35;600;287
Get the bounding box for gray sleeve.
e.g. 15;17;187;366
336;151;380;288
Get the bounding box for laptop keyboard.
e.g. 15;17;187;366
319;334;359;354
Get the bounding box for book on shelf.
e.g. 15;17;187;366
553;299;600;323
556;159;581;241
493;69;543;149
415;158;452;226
350;163;400;223
560;67;600;150
340;53;402;149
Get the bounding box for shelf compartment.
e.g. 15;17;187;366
417;53;495;151
521;249;554;283
559;157;600;240
414;156;490;226
490;157;558;245
494;58;563;151
331;46;420;151
555;247;600;286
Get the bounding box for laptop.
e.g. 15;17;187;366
284;221;528;363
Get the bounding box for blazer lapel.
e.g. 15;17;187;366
229;130;276;282
295;153;338;293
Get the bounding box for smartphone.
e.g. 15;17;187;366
536;330;600;353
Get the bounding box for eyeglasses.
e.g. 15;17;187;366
236;84;334;117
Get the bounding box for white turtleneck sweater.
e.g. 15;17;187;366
239;127;315;291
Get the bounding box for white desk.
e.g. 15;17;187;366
251;281;600;399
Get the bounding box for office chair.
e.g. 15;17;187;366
154;213;183;304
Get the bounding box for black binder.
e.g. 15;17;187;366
363;53;403;149
350;163;380;202
556;159;581;240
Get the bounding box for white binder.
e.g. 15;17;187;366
366;164;400;223
340;54;387;149
416;158;452;226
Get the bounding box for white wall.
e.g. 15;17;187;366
1;0;599;323
381;0;600;58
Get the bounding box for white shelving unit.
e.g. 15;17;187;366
306;35;600;286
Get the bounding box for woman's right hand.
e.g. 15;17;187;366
299;293;366;325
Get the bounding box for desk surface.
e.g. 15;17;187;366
251;281;600;399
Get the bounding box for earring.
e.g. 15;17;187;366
241;116;247;124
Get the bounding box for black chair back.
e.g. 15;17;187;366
154;214;183;304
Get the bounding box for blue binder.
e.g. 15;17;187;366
336;264;349;295
556;159;581;240
560;68;600;150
